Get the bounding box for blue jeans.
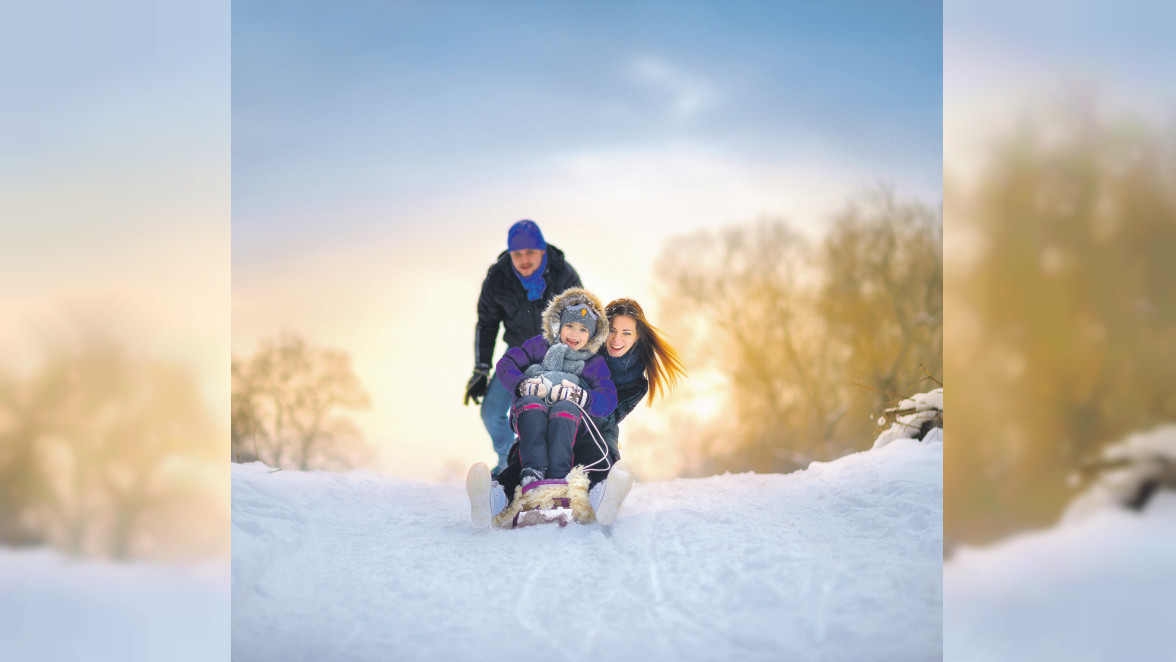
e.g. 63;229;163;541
480;375;516;471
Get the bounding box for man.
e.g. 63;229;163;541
464;220;582;476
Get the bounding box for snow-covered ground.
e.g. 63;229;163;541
16;391;1175;661
945;493;1176;660
231;437;943;662
945;425;1176;661
0;548;229;661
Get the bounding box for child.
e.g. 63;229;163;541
495;287;617;488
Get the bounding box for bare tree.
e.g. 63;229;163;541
231;356;262;463
232;332;372;471
0;369;53;546
946;99;1176;545
656;219;842;471
653;191;943;474
819;187;944;426
0;335;223;559
98;360;221;559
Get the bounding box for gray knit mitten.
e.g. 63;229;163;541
518;377;548;398
550;380;589;407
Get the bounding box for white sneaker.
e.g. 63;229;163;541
592;461;633;526
466;463;492;527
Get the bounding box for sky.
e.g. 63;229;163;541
943;0;1176;385
231;0;943;480
944;0;1176;182
1;1;230;407
0;0;232;560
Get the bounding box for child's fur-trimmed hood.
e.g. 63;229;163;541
541;287;609;353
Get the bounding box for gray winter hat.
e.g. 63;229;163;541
558;302;599;337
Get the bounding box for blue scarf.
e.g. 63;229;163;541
512;252;547;301
605;349;644;385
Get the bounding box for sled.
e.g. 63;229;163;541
493;472;596;529
510;498;576;529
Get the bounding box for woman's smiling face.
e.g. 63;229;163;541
606;315;638;357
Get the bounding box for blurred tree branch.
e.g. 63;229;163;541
945;96;1176;545
0;334;223;559
653;188;943;473
232;332;372;471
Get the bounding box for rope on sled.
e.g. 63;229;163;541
570;400;612;473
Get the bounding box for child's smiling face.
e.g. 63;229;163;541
560;321;591;350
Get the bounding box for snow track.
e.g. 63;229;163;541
231;439;942;661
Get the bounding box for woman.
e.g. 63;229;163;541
466;297;687;527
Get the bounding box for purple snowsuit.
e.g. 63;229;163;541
496;334;617;480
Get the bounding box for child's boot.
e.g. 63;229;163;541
519;466;545;488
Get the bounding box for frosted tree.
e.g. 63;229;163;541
232;333;372;471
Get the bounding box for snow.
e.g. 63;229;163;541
873;388;943;449
945;425;1176;660
0;548;229;661
945;494;1176;661
231;437;943;661
1062;424;1176;523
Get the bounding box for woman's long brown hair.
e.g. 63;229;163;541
605;298;687;406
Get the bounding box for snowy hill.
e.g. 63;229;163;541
0;548;228;662
944;493;1176;660
944;425;1176;661
231;437;943;661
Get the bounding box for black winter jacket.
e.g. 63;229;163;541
474;244;581;368
590;376;649;455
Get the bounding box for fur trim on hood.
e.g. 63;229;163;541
540;287;610;353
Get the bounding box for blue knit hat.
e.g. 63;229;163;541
507;219;547;252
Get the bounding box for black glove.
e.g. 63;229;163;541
464;366;491;405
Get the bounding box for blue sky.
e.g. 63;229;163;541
945;0;1176;179
2;0;229;413
232;1;942;258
